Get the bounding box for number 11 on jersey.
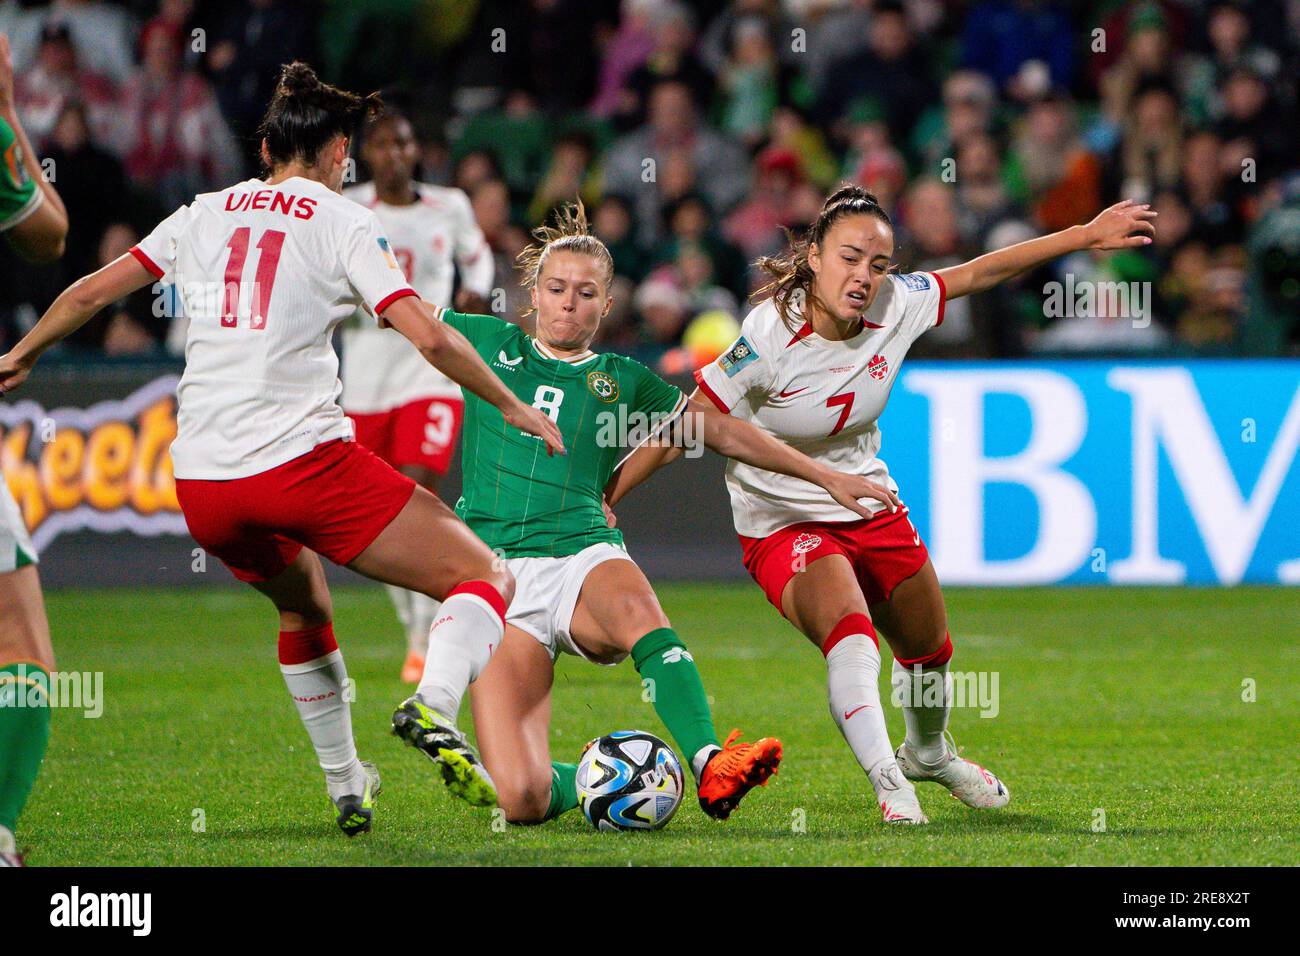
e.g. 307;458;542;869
222;227;286;330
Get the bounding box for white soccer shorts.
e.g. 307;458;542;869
503;541;634;666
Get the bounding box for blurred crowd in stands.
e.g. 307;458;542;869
1;0;1297;366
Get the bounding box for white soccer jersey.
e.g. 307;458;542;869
339;182;493;412
695;272;946;537
131;176;417;480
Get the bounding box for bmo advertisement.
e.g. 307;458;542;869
2;360;1297;587
890;361;1299;586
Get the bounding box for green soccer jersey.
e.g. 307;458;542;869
443;309;687;558
0;117;41;232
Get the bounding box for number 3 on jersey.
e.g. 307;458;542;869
222;227;286;330
533;385;564;423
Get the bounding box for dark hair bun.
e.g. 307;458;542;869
257;61;383;170
277;62;322;97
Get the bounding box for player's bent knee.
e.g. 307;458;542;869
0;618;54;670
493;568;516;608
446;567;514;609
499;777;552;824
273;591;332;631
609;597;670;648
894;631;954;669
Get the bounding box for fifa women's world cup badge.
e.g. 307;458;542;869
586;370;619;402
718;336;758;377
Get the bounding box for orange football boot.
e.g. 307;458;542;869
400;651;425;684
697;729;783;820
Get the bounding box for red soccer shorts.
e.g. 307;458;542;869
738;506;930;613
348;396;465;475
175;439;416;583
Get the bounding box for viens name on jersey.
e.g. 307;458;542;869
224;188;317;220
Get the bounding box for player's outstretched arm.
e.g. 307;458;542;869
0;32;68;263
607;386;901;516
381;295;566;457
935;200;1157;300
0;254;155;394
691;392;899;518
605;436;685;507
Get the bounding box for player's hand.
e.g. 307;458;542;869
820;469;899;519
1083;199;1157;250
0;350;33;397
0;34;15;114
602;496;617;528
503;401;566;457
455;290;490;315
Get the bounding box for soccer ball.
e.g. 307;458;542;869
576;731;684;832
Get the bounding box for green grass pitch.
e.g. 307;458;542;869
22;583;1299;866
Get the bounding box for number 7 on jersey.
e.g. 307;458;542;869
827;391;855;436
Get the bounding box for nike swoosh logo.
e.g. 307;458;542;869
497;351;523;366
843;704;873;720
778;386;808;398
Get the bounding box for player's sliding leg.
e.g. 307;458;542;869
568;558;782;821
348;485;512;808
251;549;380;836
0;564;54;866
782;555;926;824
872;562;1009;810
470;626;577;824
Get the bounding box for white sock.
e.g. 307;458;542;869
406;591;440;656
280;649;363;801
0;825;14;854
826;634;899;794
691;745;722;781
892;658;952;765
414;589;503;723
385;583;413;632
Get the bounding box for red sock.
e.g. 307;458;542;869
895;632;953;669
446;580;506;628
822;612;877;656
278;622;338;665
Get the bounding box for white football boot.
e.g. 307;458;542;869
869;759;928;824
332;760;382;837
895;731;1010;809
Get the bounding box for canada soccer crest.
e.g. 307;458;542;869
791;532;823;556
867;354;889;381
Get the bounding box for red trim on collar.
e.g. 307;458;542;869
786;321;814;347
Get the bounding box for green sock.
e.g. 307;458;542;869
0;662;51;834
631;628;720;776
543;762;579;821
